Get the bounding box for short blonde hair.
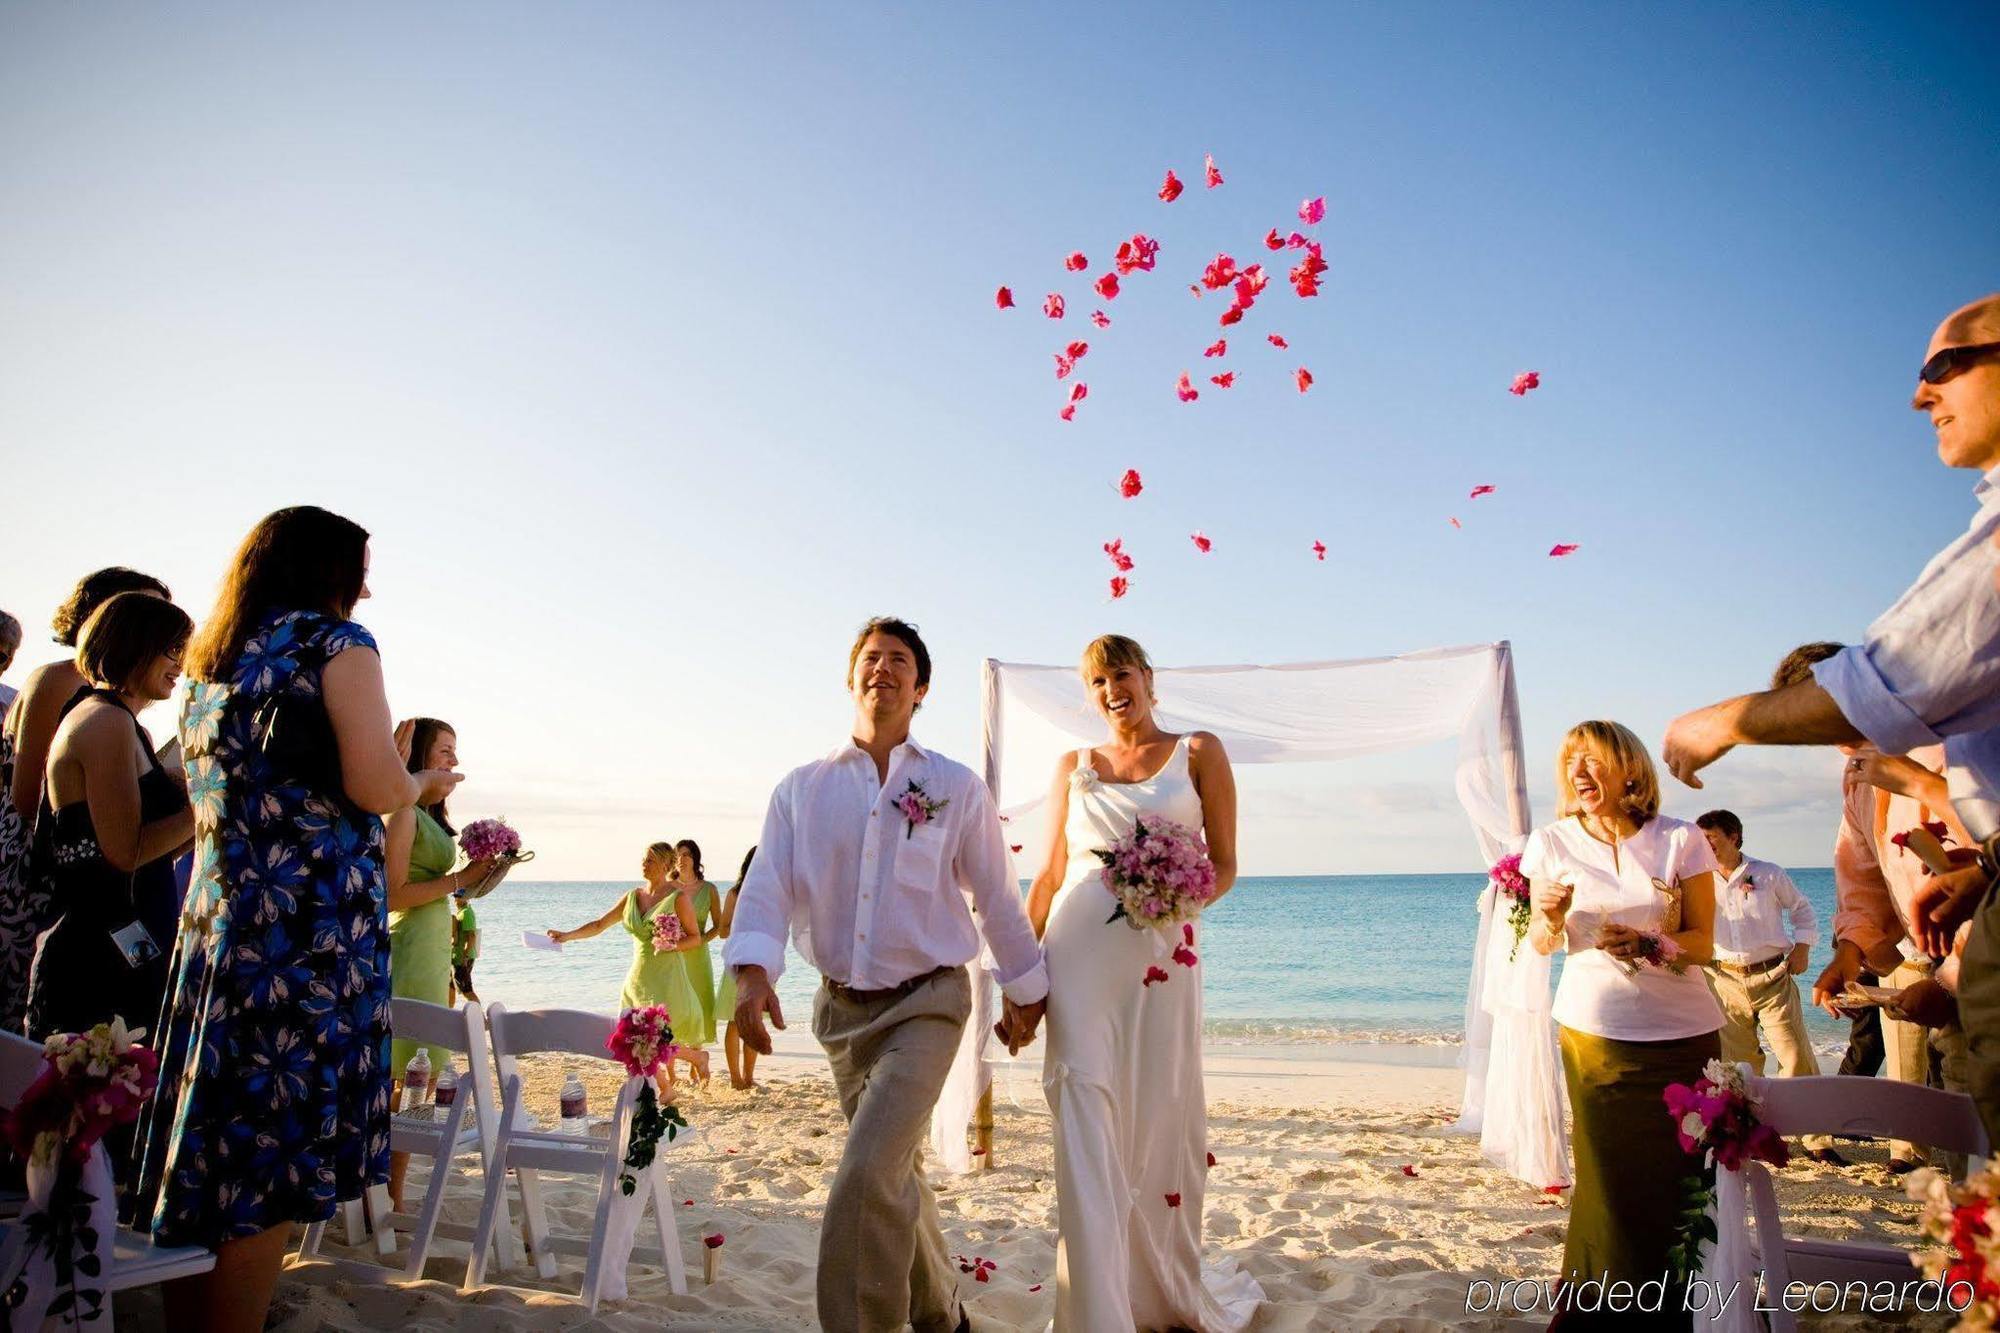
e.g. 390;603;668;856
1079;634;1152;683
1554;720;1660;821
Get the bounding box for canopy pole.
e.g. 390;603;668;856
1494;641;1532;838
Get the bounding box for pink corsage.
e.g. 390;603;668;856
896;779;949;839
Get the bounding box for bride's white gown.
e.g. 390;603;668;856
1042;736;1263;1332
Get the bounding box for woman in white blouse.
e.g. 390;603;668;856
1524;720;1720;1324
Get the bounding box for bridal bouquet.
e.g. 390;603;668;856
1096;815;1217;930
606;1005;688;1196
0;1019;161;1325
1490;853;1532;961
1908;1163;2000;1325
651;910;687;954
1621;929;1686;975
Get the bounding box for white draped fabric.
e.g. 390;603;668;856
930;642;1568;1190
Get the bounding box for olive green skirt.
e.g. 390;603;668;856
1557;1025;1719;1316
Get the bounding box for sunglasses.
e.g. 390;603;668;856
1921;342;2000;385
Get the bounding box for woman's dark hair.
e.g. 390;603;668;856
676;839;705;881
52;567;171;647
735;845;756;886
187;507;370;681
73;593;193;693
403;717;456;833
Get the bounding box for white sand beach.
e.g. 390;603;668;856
103;1041;1940;1332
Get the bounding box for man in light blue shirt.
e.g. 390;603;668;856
1664;292;2000;1133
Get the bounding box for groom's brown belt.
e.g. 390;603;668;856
822;964;958;1004
1714;952;1786;975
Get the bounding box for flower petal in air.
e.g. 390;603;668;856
1510;370;1541;395
1549;543;1579;557
1063;252;1088;272
1210;372;1235;388
1066;340;1089;361
1069;382;1088;404
1043;293;1065;319
1218;306;1243;327
1175;371;1200;402
1059;405;1076;422
1054;354;1074;380
1299;195;1326;225
1204;153;1223;188
1204;338;1227;358
1264;228;1284;251
1267;332;1288;349
1095;273;1120;300
996;286;1015;309
1470;484;1496;499
1191;532;1212;553
1450;516;1462;529
1111;576;1132;601
1201;253;1238;291
1295;367;1313;393
1118;468;1143;498
1159;169;1184;202
1090;310;1111;328
1312;540;1327;561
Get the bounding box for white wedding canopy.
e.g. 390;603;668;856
931;642;1569;1189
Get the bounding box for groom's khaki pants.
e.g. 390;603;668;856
813;966;970;1333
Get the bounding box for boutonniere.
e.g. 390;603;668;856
896;779;949;839
1739;873;1756;893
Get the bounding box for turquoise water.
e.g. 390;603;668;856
468;870;1850;1048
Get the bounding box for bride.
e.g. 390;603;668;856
1024;634;1263;1331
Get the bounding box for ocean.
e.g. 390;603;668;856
465;870;1856;1052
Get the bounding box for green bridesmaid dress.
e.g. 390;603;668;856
682;881;720;1040
621;887;716;1046
389;807;458;1076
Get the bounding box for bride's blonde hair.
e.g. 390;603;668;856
1079;634;1152;684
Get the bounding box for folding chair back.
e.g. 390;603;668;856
1740;1072;1988;1333
463;1004;687;1309
0;1030;44;1107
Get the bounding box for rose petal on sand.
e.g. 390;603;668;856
1402;1164;1419;1178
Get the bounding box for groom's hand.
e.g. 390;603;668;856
734;965;785;1056
995;997;1045;1054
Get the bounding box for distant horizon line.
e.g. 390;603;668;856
484;868;1841;885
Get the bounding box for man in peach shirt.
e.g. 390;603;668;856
1813;740;1972;1170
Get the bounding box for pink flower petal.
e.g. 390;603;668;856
1299;195;1326;225
1066;340;1089;360
1263;228;1284;251
1449;516;1462;529
1469;484;1496;498
1095;273;1120;300
1111;576;1131;600
1043;293;1065;319
1510;370;1541;395
1402;1164;1419;1178
995;286;1015;309
1164;1191;1182;1207
1118;468;1143;499
1175;371;1199;402
1191;532;1212;553
1059;405;1076;422
1054;354;1073;380
1069;382;1088;404
1089;310;1110;328
1312;540;1327;561
1295;366;1313;393
1267;332;1288;349
1549;543;1579;557
1210;372;1235;388
1204;153;1223;189
1063;251;1088;272
1204;338;1227;358
1159;169;1184;203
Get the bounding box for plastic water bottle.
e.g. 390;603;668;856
434;1058;459;1109
402;1048;431;1110
559;1071;588;1131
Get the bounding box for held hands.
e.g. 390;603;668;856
993;997;1046;1055
734;965;786;1056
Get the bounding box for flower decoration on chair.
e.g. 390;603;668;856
1908;1163;2000;1325
606;1005;687;1196
1489;853;1532;961
1659;1059;1788;1282
0;1019;160;1324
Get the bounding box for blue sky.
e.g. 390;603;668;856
4;3;1996;875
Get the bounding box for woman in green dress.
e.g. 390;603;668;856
716;845;760;1089
672;838;723;1044
385;717;505;1209
548;840;711;1098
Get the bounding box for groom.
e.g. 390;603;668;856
726;617;1047;1333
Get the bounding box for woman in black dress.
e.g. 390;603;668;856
25;591;195;1044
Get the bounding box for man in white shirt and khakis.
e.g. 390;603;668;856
1697;809;1838;1159
726;617;1047;1333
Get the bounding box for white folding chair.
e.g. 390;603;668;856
0;1029;215;1317
462;1004;687;1309
293;998;516;1277
1740;1071;1989;1332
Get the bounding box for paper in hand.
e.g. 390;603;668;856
523;931;562;953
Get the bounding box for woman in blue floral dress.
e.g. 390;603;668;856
134;507;461;1333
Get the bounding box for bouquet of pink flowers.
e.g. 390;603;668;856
3;1018;159;1168
1621;929;1686;975
1662;1058;1789;1173
651;910;687;954
460;817;525;862
1908;1164;2000;1324
1491;854;1532;961
1095;815;1217;931
607;1005;688;1196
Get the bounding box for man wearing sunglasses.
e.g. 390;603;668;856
1660;292;2000;1129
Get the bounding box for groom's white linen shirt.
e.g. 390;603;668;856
723;736;1049;1005
1811;464;2000;756
1710;857;1819;965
